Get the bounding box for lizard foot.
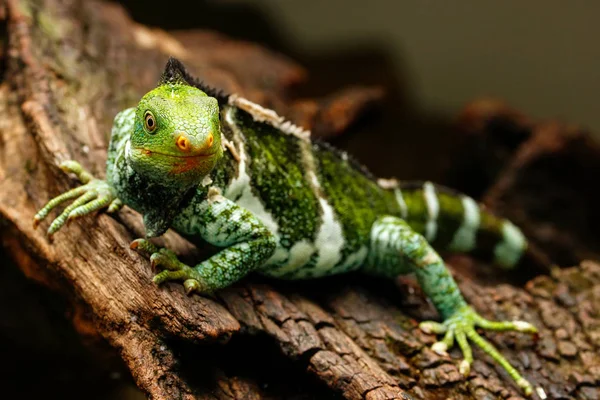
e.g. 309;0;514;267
419;305;537;396
34;160;121;236
130;239;206;295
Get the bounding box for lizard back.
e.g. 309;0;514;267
216;105;399;279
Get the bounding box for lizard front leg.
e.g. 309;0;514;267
365;216;537;396
132;196;277;294
34;161;122;236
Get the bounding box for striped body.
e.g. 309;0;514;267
168;105;526;279
36;59;538;394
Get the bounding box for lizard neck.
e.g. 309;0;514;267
110;142;198;237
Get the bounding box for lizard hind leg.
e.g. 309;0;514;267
364;215;536;396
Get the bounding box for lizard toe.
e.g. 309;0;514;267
183;279;201;295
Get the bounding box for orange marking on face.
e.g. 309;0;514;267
170;156;201;174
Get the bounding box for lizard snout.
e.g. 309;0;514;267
175;131;214;154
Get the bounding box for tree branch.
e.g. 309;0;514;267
1;1;599;399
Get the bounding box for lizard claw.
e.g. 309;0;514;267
130;238;159;255
459;359;471;376
420;305;536;396
149;249;182;271
431;341;449;356
184;279;201;295
131;238;206;294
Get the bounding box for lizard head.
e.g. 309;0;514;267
129;59;223;188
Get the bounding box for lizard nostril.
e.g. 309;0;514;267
176;134;190;152
207;133;214;147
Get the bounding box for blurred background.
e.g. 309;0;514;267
121;0;600;135
4;1;600;398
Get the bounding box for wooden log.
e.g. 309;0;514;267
1;1;599;399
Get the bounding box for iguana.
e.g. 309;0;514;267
34;57;540;396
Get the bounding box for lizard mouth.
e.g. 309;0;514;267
131;147;219;175
139;149;218;159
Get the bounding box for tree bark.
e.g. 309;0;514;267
1;1;599;399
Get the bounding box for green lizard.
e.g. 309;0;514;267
34;58;539;395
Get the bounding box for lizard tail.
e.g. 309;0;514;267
392;181;536;269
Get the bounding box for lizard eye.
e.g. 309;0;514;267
144;111;157;134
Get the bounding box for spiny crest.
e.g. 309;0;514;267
159;57;230;104
315;139;376;182
158;57;377;183
159;57;192;86
159;57;311;141
227;94;311;141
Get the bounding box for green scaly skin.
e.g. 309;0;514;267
33;58;539;395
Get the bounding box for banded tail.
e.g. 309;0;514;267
389;181;527;269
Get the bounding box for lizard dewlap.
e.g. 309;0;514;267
34;57;538;396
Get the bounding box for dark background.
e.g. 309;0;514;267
4;1;599;398
119;0;600;135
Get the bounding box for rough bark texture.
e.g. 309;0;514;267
1;1;599;399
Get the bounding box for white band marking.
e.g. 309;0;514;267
394;188;408;219
494;221;526;268
423;182;439;241
448;196;480;252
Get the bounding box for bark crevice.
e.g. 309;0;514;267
1;1;599;399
